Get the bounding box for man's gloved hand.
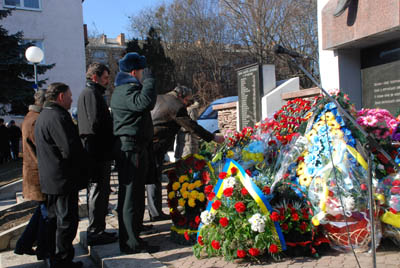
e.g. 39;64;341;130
142;68;153;81
213;134;225;144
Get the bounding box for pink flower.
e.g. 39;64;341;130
362;115;378;127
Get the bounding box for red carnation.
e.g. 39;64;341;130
204;185;213;195
360;184;368;191
262;186;271;195
390;208;398;214
202;171;211;185
198;236;204;245
235;202;246;213
223;187;234;197
195;215;201;225
300;221;307;232
269;244;278;254
184;231;190;241
195;160;206;171
248;248;260;256
281;223;288;231
178;217;187;226
392;180;400;186
245;169;252;176
237;249;246;258
219;217;229;227
292;213;299;221
270;211;279;222
207;192;216;201
241;187;249;196
184;156;194;165
283;173;290;180
219;172;227;179
212;200;222;210
189;220;198;229
211;240;221;250
230;167;238;175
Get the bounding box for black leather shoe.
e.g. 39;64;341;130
139;224;157;235
150;213;171;222
121;244;160;254
14;247;36;256
88;232;118;246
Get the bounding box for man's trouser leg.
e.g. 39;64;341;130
87;160;111;235
146;152;163;218
117;149;147;251
47;191;79;266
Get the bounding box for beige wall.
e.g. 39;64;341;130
1;0;86;109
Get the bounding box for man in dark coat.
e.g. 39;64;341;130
8;120;21;160
0;118;10;164
110;52;159;254
77;63;117;246
148;86;224;221
35;83;87;268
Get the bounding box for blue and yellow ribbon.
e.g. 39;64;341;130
197;159;286;251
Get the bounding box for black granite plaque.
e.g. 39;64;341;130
237;63;262;129
361;60;400;115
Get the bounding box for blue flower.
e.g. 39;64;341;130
306;166;317;176
325;102;337;110
330;108;338;116
305;153;317;164
311;135;320;144
318;125;329;135
335;115;345;126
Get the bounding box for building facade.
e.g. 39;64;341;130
1;0;86;108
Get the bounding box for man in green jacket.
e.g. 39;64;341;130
110;52;159;254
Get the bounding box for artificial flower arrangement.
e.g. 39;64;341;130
167;154;216;245
193;163;285;261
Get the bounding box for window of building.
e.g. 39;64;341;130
22;39;45;64
4;0;41;10
93;50;107;59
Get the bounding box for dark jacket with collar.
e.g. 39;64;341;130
110;72;156;151
152;91;214;155
77;80;114;160
35;102;88;195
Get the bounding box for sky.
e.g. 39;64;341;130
83;0;170;38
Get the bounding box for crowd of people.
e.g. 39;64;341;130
13;52;223;268
0;118;22;163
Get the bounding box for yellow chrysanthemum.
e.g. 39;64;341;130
305;129;317;141
188;183;195;191
324;112;335;121
299;174;313;187
181;182;189;191
313;121;325;130
168;191;175;200
296;162;306;176
197;192;205;202
178;198;186;207
194;180;202;188
330;128;343;138
172;182;181;191
226;150;234;159
190;190;199;199
188;198;196;207
181;191;189;199
179;175;189;183
327;120;340;129
304;111;313;120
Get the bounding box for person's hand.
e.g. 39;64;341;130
213;134;225;144
142;68;153;81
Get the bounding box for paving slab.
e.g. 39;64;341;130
103;253;167;268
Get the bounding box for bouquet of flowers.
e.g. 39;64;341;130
167;154;216;245
193;163;284;261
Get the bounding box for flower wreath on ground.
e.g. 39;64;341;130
194;161;285;262
167;154;216;245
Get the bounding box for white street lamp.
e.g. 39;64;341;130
25;46;44;90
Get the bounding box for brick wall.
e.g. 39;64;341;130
213;102;237;135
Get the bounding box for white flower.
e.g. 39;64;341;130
200;210;215;225
248;213;266;232
342;196;355;212
223;176;236;190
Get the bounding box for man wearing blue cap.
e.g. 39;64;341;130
111;52;159;254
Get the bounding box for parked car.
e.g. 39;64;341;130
197;96;238;133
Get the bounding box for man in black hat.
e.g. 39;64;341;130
110;52;159;254
77;62;117;246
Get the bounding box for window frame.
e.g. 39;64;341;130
3;0;42;11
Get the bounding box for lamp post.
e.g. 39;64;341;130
25;46;44;91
